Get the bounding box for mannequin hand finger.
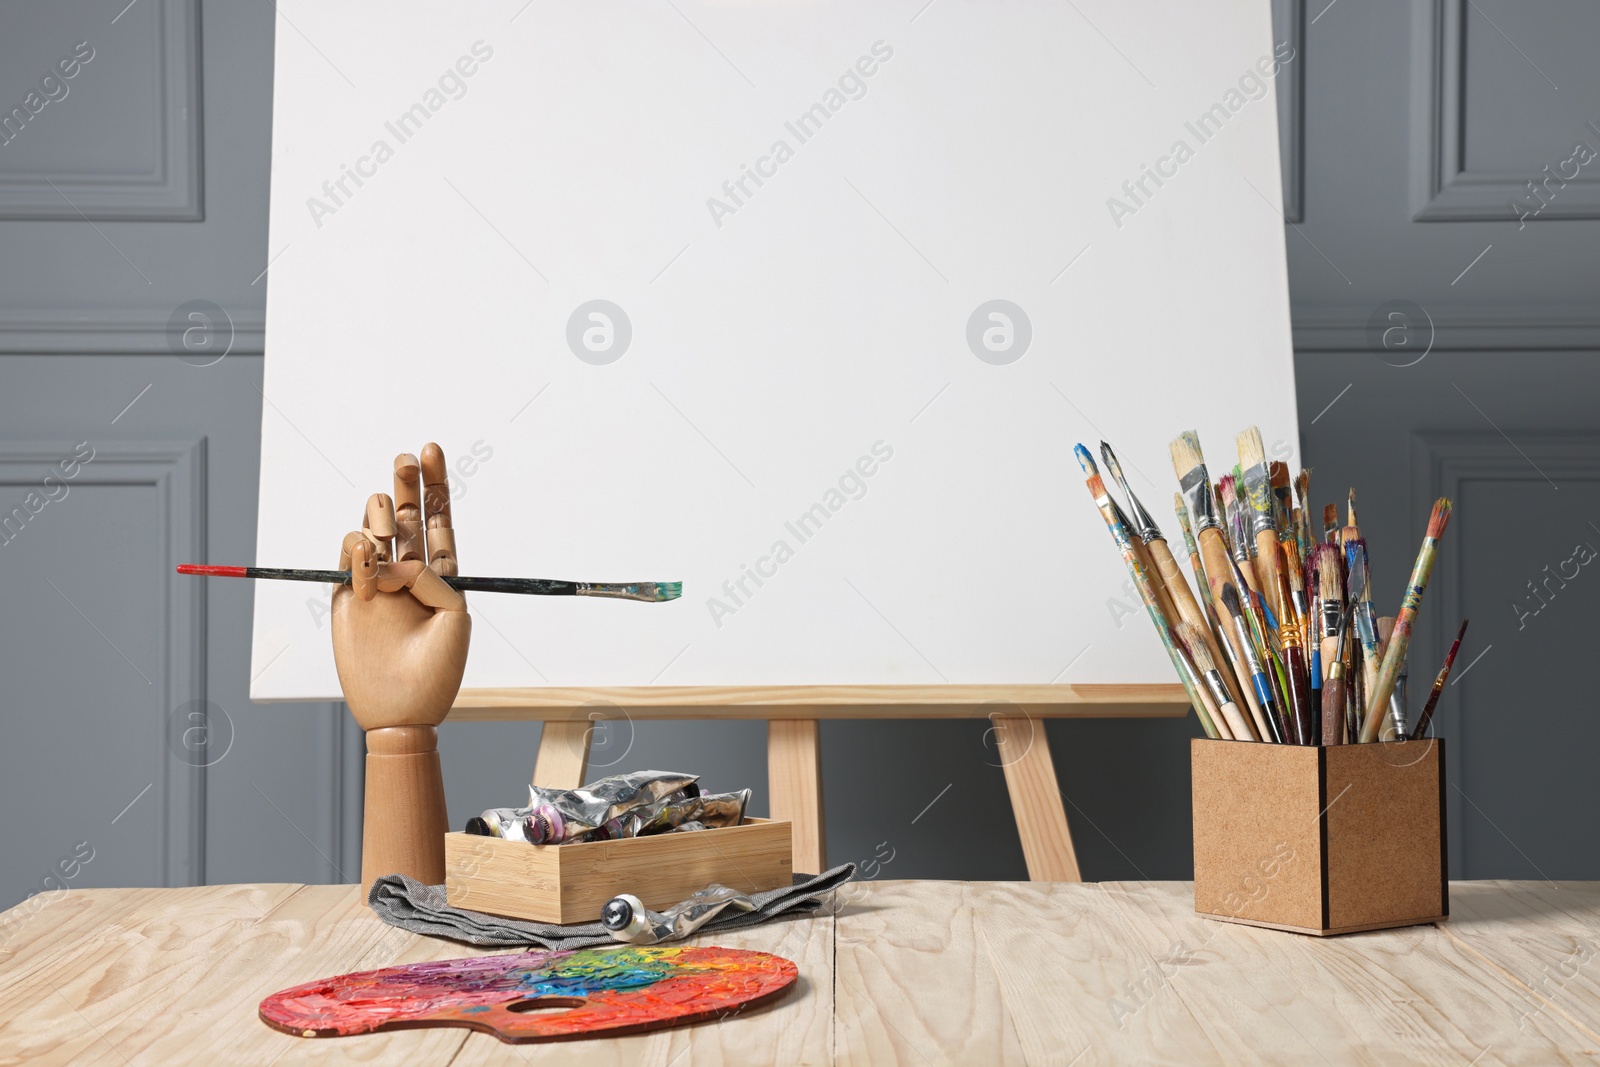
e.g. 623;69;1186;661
420;443;458;578
393;452;424;562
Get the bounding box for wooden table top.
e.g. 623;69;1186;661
2;880;1596;1065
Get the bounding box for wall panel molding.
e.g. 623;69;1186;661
1293;302;1600;351
0;437;207;885
0;310;263;355
1410;0;1600;222
0;0;203;220
1411;432;1600;877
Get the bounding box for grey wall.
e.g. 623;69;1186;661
1;1;1596;908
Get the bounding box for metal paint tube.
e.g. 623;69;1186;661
468;771;699;845
600;884;758;945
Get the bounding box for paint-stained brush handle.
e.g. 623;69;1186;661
177;564;682;603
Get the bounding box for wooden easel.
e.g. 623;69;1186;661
445;684;1187;880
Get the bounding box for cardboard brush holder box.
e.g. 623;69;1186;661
1191;738;1448;936
443;818;793;925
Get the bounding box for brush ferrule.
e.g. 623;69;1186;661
1239;464;1277;536
1201;669;1232;710
1123;493;1162;544
1178;469;1220;532
1320;599;1342;639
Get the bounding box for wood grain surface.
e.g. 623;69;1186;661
2;881;1597;1065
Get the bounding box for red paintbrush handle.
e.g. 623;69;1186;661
1282;644;1314;745
1321;665;1347;746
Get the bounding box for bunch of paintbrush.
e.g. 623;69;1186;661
1075;429;1465;746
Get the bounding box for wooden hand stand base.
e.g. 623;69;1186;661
362;725;449;888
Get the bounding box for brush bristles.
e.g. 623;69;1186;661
1175;621;1215;672
1236;426;1266;470
1427;497;1453;539
1073;443;1098;476
1085;473;1108;500
1221;583;1243;617
1283;542;1304;590
1348;488;1358;526
1315;543;1343;597
1322;504;1339;535
1217;474;1237;510
1169;431;1205;478
1269;461;1290;490
1295;469;1311;506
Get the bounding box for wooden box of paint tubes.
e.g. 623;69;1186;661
442;819;793;925
1190;738;1448;936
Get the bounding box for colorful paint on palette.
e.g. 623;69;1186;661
259;945;797;1043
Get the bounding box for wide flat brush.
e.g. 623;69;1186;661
1078;460;1220;739
1176;620;1255;741
1340;488;1361;547
1360;498;1454;742
177;564;682;602
1314;543;1345;687
1171;432;1273;741
1099;442;1250;720
1411;619;1469;740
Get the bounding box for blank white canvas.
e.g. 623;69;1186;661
253;0;1300;701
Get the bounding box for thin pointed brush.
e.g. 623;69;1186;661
1099;442;1250;719
1076;449;1220;739
1322;503;1340;544
1174;494;1226;640
1222;546;1291;741
1090;444;1181;628
1219;475;1261;597
1177;620;1256;741
1345;540;1383;732
176;564;682;602
1220;583;1285;743
1321;604;1353;745
1411;619;1469;740
1294;469;1315;562
1279;539;1315;743
1171;432;1274;742
1361;498;1454;742
1238;428;1288;622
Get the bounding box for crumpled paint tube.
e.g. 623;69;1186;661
600;884;758;945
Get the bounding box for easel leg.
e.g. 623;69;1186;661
993;716;1081;882
532;719;592;789
768;719;825;874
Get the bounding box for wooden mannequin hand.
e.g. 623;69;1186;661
332;444;471;732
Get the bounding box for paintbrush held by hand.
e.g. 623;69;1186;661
177;564;683;603
1088;433;1458;746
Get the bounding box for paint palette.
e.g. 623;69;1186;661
259;945;798;1043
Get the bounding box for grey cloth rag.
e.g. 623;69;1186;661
367;863;857;951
